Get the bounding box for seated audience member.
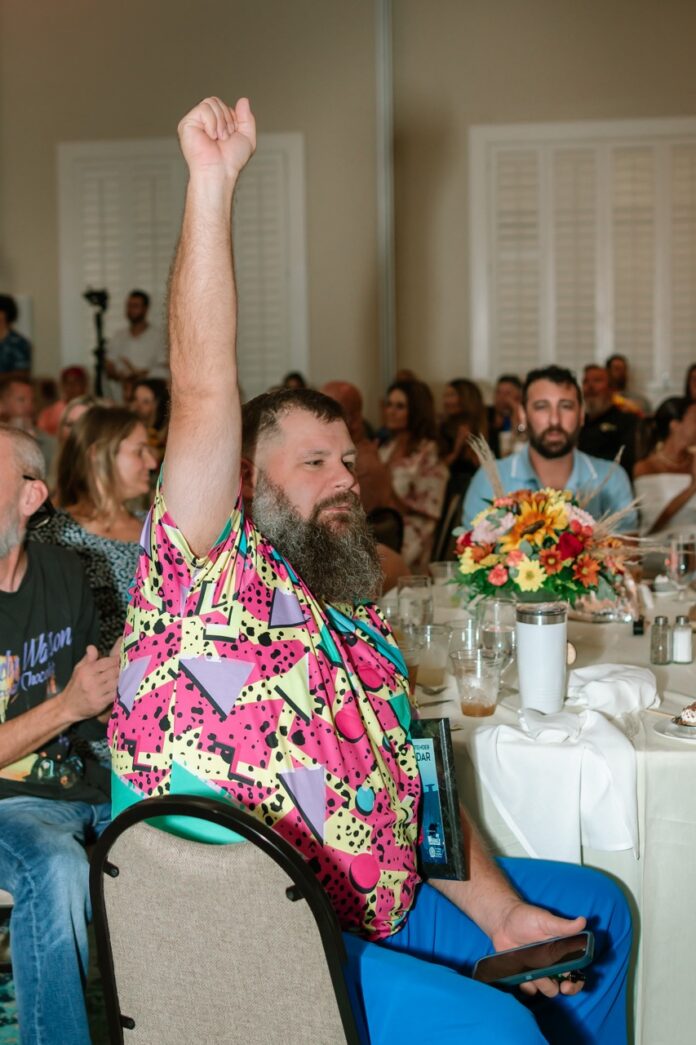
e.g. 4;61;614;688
486;373;523;457
605;353;651;415
105;289;169;394
0;423;118;1045
379;379;449;568
0;294;31;375
482;376;520;457
0;376;55;469
131;377;170;465
439;378;488;496
321;380;409;589
633;397;696;534
578;364;638;477
36;366;89;436
321;380;398;516
31;406;157;653
109;98;632;1045
282;370;308;390
464;365;638;530
684;362;696;403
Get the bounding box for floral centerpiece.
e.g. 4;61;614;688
455;486;626;605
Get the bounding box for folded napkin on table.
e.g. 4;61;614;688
470;707;638;863
566;663;658;715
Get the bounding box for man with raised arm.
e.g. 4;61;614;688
109;98;631;1043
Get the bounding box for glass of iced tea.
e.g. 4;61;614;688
399;640;422;711
406;624;451;691
450;649;500;717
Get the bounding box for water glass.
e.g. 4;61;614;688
448;618;480;656
450;649;500;717
398;575;434;626
406;624;450;690
667;535;696;601
478;598;516;672
429;561;460;610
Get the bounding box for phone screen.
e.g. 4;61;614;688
473;932;592;985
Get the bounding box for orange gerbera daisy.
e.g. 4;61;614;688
572;554;601;587
539;547;565;575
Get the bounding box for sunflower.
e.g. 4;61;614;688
500;499;567;552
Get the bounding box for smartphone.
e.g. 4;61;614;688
472;931;594;986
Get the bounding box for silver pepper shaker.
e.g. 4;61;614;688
650;615;672;665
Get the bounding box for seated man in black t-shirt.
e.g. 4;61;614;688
0;423;119;1045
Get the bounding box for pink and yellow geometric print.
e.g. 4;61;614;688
108;487;422;939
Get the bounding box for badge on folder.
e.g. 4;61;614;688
411;718;466;881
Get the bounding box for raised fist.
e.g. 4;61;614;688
177;96;256;180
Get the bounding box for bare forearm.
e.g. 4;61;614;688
169;177;239;398
430;807;520;939
0;694;77;769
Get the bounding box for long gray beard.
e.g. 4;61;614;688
251;476;383;604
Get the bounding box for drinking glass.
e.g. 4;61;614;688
448;618;480;656
406;624;450;692
478;598;517;672
667;535;696;601
399;638;423;711
450;649;500;717
379;598;404;643
398;575;434;626
429;561;460;610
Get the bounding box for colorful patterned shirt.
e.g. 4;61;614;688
108;486;421;939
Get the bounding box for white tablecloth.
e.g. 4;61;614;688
428;595;696;1045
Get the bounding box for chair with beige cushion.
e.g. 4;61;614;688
89;795;365;1045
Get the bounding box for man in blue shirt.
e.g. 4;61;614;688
463;365;637;530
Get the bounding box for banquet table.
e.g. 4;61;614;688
427;595;696;1045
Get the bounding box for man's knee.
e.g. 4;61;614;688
478;990;547;1045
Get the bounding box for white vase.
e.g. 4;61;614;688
515;602;567;713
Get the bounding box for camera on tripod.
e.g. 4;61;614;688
83;287;109;311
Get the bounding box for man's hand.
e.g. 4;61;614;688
492;900;587;998
177;96;256;181
59;645;119;722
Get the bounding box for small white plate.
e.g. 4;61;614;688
653;718;696;743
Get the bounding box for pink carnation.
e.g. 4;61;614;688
567;505;595;530
488;564;509;586
471;512;515;545
506;549;524;566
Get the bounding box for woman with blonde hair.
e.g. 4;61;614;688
31;405;157;651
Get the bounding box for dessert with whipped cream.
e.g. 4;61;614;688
675;701;696;727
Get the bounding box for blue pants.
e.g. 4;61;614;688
344;859;632;1044
0;796;111;1045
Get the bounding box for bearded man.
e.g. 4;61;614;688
463;365;638;530
108;98;631;1044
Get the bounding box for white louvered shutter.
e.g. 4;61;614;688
470;119;696;399
489;148;542;378
58;136;307;395
670;143;696;387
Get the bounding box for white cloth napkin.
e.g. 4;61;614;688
566;663;658;715
470;708;638;863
